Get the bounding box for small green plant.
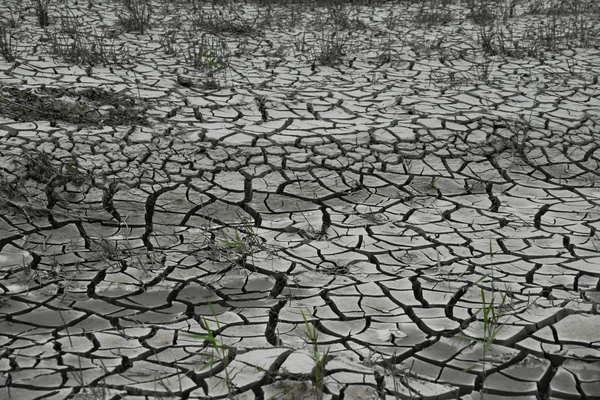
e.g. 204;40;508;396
462;277;508;398
382;10;399;31
375;34;395;66
122;67;143;104
89;237;123;261
220;225;262;251
0;150;91;220
183;304;234;395
489;239;495;282
184;33;229;71
429;177;439;188
301;310;328;398
457;241;508;399
175;31;230;88
217;225;264;268
220;228;245;250
117;0;153;33
476;58;494;82
293;31;307;53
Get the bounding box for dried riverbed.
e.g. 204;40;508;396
1;0;600;398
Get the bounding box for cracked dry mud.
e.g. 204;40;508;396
1;1;600;399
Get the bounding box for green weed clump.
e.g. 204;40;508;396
183;304;235;395
456;240;514;399
301;310;328;398
184;33;229;73
160;29;230;88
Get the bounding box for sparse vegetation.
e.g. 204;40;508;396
0;0;598;398
188;1;271;35
457;276;509;399
1;1;26;28
472;0;600;58
44;26;125;66
0;149;90;213
0;24;17;62
0;86;148;127
456;241;515;399
414;0;453;27
117;0;153;32
32;0;52;28
183;32;229;73
183;304;235;395
376;353;420;400
301;310;328;399
159;28;230;88
22;150;89;186
497;91;539;159
466;0;512;25
323;2;367;30
192;221;274;271
313;31;351;66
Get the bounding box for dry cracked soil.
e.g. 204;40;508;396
0;0;600;399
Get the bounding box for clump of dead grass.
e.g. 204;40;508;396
117;0;153;32
0;85;148;127
0;24;17;62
